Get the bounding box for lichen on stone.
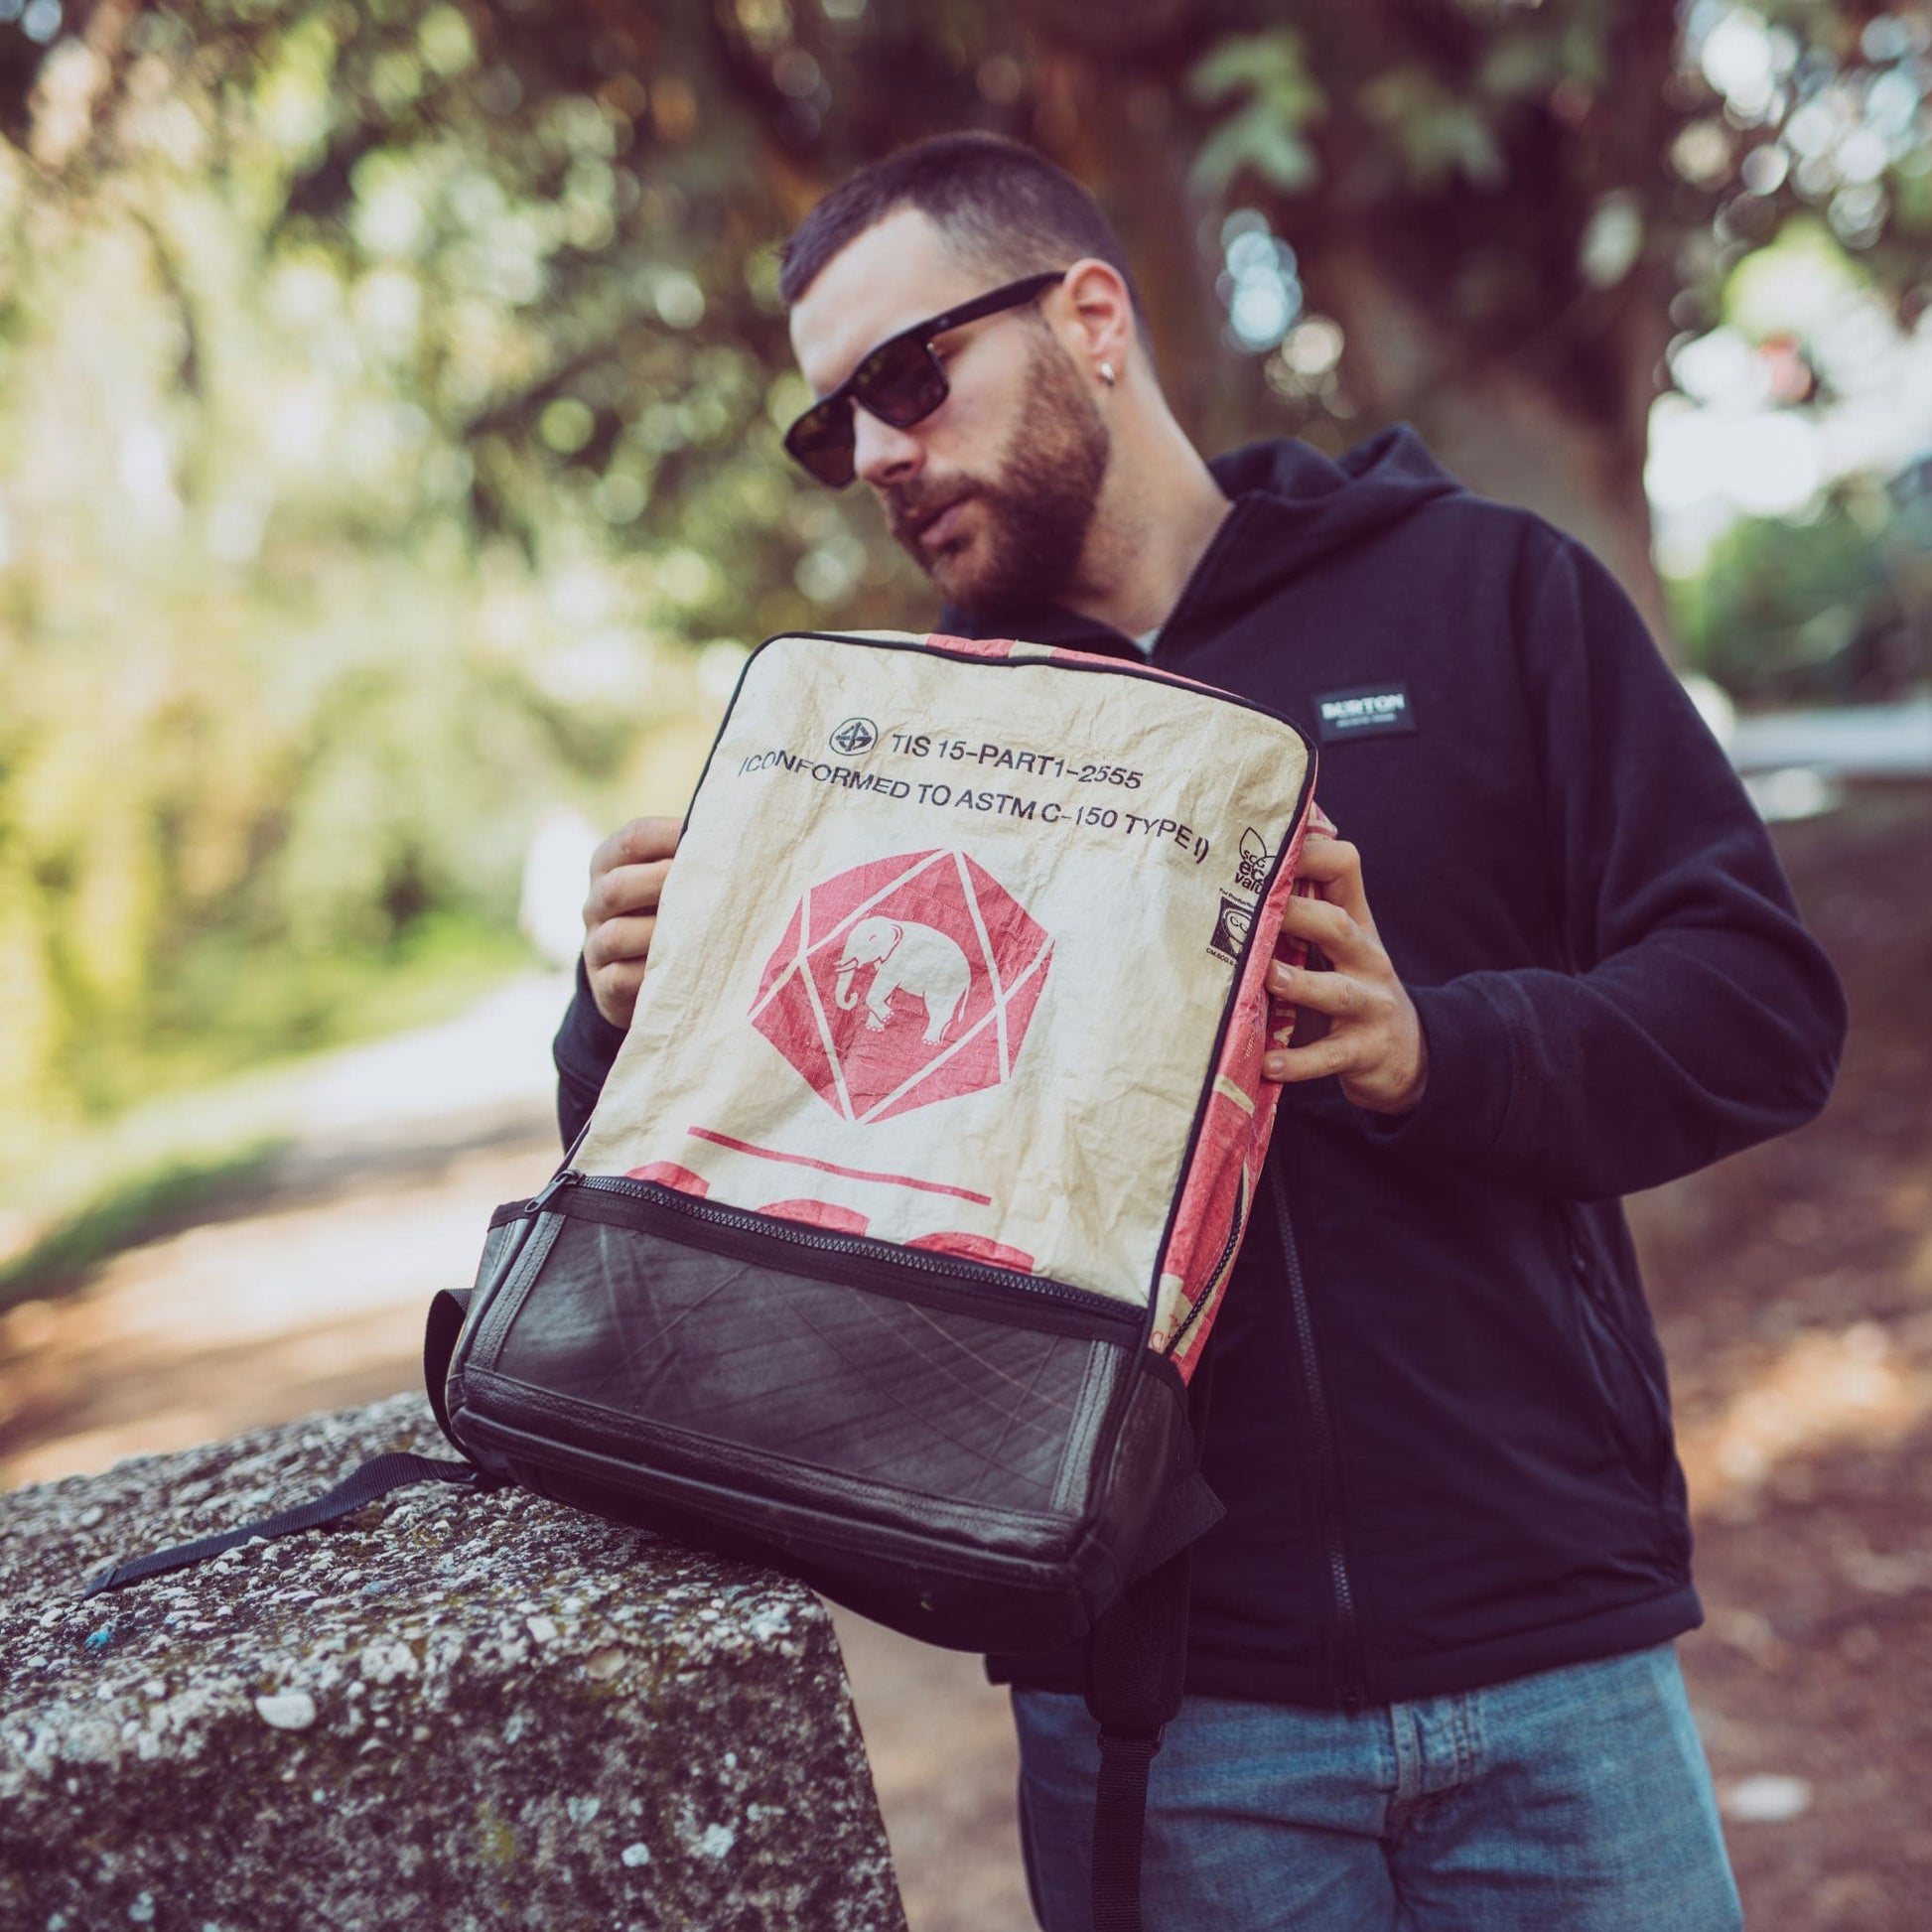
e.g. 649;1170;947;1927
1;1394;905;1931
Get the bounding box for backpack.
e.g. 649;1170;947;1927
89;629;1319;1932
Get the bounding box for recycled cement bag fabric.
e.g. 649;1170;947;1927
445;630;1317;1649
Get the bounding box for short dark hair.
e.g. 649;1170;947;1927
777;132;1146;326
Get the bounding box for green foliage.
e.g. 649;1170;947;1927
0;1142;285;1314
1723;215;1865;339
0;0;930;1146
1172;1;1928;452
1169;3;1668;379
1668;481;1932;706
1187;31;1324;196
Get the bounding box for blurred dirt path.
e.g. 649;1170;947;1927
0;1110;553;1487
0;970;580;1487
0;985;1031;1932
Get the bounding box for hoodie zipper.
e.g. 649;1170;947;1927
528;1170;1136;1325
1165;1171;1252;1358
1268;1163;1368;1712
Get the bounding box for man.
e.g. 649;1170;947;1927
555;134;1845;1929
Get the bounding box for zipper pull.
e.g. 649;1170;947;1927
526;1170;583;1215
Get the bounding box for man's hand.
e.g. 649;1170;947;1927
1263;832;1429;1115
583;816;681;1031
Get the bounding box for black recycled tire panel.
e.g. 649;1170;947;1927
486;1214;1127;1524
497;1442;1102;1654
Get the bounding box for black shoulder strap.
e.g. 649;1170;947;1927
1083;1545;1192;1932
82;1289;491;1600
1079;1354;1220;1932
423;1283;474;1448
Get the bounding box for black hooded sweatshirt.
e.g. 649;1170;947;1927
553;428;1846;1710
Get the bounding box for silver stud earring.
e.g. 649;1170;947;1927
1099;361;1116;386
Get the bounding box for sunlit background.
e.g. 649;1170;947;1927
1;4;1928;1928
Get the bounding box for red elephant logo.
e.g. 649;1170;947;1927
750;850;1052;1123
833;915;973;1043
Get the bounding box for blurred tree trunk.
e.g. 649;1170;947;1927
1036;62;1231;451
1034;0;1684;647
1307;237;1675;643
1033;7;1681;645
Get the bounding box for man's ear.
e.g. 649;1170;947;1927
1054;257;1135;382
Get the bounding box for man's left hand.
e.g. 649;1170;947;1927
1263;834;1429;1115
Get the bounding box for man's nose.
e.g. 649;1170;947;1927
852;406;924;489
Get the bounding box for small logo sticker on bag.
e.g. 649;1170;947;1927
1208;895;1254;964
1234;828;1271;895
1312;684;1417;742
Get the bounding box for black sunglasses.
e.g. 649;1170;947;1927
783;270;1067;487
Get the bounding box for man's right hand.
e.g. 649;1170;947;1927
582;816;681;1031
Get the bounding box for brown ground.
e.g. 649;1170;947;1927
1632;790;1932;1930
1;790;1927;1930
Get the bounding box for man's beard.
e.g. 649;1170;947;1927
885;333;1109;618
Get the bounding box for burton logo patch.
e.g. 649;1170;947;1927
1312;683;1417;742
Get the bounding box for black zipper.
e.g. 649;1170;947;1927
546;1171;1136;1324
1165;1173;1251;1357
1269;1163;1367;1711
1560;1203;1673;1489
525;1169;582;1214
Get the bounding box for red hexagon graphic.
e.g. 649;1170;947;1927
749;849;1053;1124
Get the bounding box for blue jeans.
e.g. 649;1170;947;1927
1013;1644;1741;1931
